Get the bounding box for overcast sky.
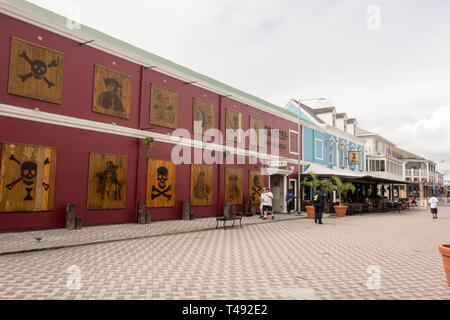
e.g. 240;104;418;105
27;0;450;170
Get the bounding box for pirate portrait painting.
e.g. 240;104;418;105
87;153;128;210
225;168;243;205
147;159;176;208
190;165;212;207
226;109;243;143
0;142;57;212
92;65;131;119
249;117;264;147
8;37;64;104
150;85;179;129
193;98;215;136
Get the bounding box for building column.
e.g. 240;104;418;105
282;175;288;213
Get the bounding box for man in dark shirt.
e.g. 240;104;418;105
313;186;326;225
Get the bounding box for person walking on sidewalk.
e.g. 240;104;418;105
313;186;326;224
261;188;274;220
429;194;439;219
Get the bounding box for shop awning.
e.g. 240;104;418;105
302;163;366;179
302;163;411;184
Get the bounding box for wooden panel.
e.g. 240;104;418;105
190;165;213;207
147;159;176;208
249;117;265;147
0;142;57;212
249;169;264;205
150;85;179;129
193;98;215;136
92;65;131;119
226;109;243;143
225;167;243;205
87;153;128;210
8;37;64;104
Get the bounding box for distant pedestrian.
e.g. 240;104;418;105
429;194;439;219
261;188;274;220
313;186;326;224
286;190;296;214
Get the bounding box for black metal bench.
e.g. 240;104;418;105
216;201;243;229
216;215;243;229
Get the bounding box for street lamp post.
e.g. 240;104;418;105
297;98;326;214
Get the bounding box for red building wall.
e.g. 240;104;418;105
0;12;302;232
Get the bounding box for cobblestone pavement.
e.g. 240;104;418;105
0;207;449;300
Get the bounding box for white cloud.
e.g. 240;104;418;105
394;106;450;161
25;0;450;165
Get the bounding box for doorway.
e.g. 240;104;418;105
289;179;297;212
270;174;285;213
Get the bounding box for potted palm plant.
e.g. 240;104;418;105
321;178;337;214
301;173;324;219
332;176;355;217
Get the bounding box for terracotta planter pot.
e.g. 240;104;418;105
305;206;315;219
334;205;348;217
439;244;450;287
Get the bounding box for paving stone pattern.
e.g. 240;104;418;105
0;208;449;300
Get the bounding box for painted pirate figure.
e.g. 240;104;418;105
98;78;125;113
195;108;213;132
227;174;240;201
193;171;210;201
96;161;122;201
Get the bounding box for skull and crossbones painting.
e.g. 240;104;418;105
151;167;172;201
5;155;50;201
8;38;64;104
0;143;57;213
147;160;176;208
250;171;263;204
18;51;59;89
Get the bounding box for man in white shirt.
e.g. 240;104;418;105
429;194;439;219
260;188;274;220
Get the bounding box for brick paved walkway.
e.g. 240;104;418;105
0;213;306;255
0;207;449;300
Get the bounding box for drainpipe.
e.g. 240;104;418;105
134;65;145;221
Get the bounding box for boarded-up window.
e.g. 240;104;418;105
8;37;64;104
190;165;213;207
150;85;179;129
147;159;176;208
193;98;215;136
249;117;264;147
249;169;264;205
0;142;57;212
93;65;131;119
87;153;128;210
226;109;243;143
225;167;243;205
